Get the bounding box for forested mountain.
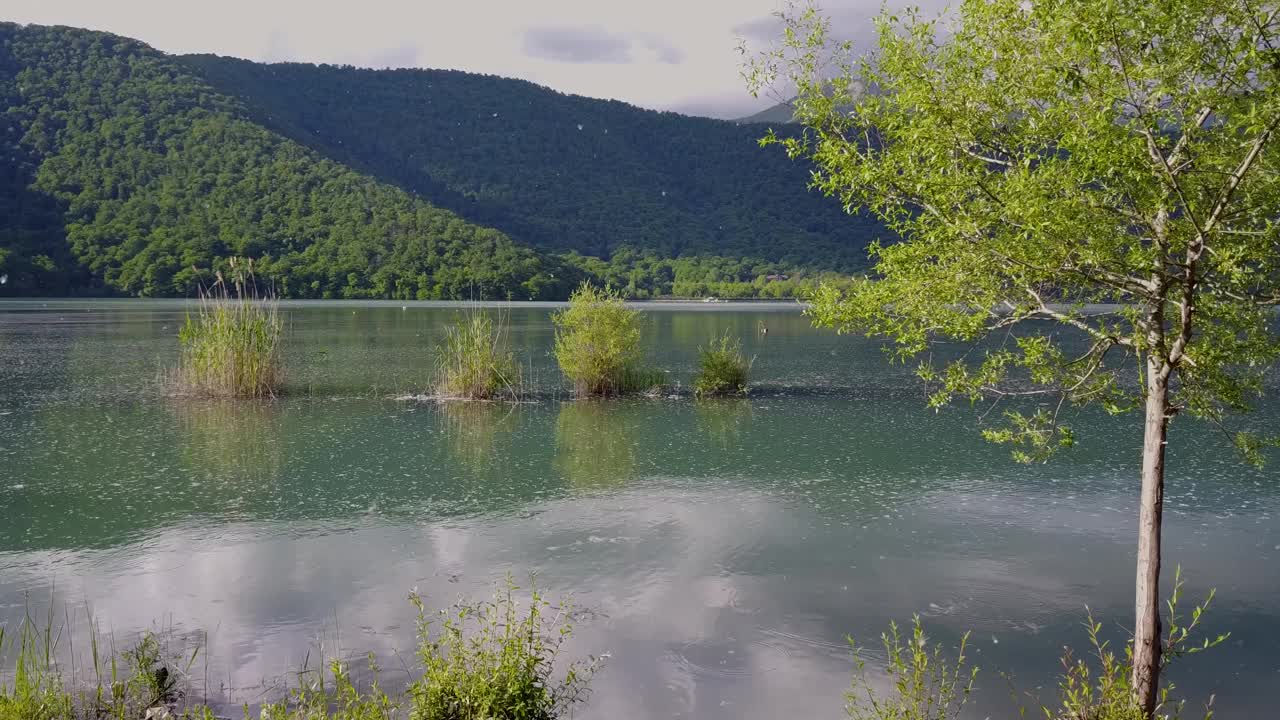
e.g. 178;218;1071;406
0;23;567;298
179;56;882;265
0;23;884;299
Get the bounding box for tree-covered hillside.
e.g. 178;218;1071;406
0;23;884;299
180;56;884;266
0;23;568;299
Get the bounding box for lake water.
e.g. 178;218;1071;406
1;300;1277;719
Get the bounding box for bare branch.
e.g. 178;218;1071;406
1024;286;1136;348
1169;114;1280;367
1201;115;1280;236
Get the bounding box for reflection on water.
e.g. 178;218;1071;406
174;400;283;486
1;301;1278;720
694;399;752;449
436;401;522;476
555;401;637;489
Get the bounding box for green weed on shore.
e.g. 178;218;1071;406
0;579;598;720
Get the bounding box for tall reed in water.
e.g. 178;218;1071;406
433;309;522;400
174;258;282;398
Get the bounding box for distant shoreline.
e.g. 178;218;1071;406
0;297;813;309
644;296;806;304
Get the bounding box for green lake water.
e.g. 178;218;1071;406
0;300;1277;718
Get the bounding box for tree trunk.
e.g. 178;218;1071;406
1132;358;1169;716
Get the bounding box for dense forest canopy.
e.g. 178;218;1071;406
0;22;885;299
180;55;879;265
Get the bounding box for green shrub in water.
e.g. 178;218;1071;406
409;578;601;720
433;310;523;400
693;333;752;397
175;258;282;398
552;284;660;396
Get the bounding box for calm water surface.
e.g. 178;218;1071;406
1;300;1277;718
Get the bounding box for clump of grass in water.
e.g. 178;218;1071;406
617;365;666;396
409;577;602;720
175;258;282;399
254;578;603;720
433;310;522;400
552;283;663;397
693;333;752;397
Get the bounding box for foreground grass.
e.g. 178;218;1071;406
432;310;522;400
410;583;599;719
173;260;282;399
846;571;1224;720
258;658;394;720
0;580;600;720
0;618;208;720
3;574;1228;720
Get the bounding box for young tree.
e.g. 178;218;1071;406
747;0;1280;714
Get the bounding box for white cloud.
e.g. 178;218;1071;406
522;26;634;64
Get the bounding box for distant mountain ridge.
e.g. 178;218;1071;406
735;81;873;125
736;101;799;124
0;22;885;298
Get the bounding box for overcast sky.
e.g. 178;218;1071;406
7;0;933;119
